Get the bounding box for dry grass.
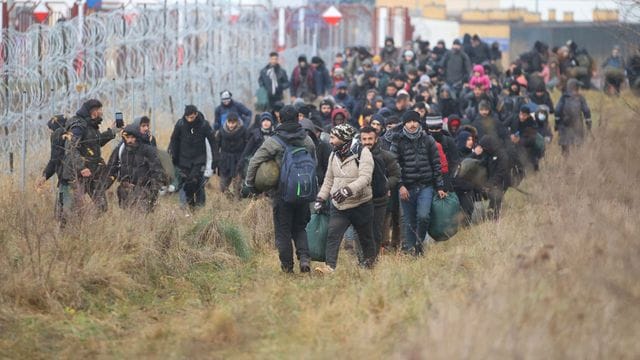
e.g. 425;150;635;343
0;91;639;359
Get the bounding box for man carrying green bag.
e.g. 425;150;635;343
306;205;330;262
428;192;461;241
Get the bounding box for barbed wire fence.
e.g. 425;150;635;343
0;4;375;189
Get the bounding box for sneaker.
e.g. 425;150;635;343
299;259;311;273
314;264;334;275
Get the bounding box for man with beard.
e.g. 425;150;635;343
169;105;217;210
243;105;315;274
359;126;401;253
61;99;116;217
259;52;290;110
107;124;165;212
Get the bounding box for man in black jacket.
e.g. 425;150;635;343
107;125;165;212
168;105;217;210
61;99;116;216
259;52;290;110
391;111;446;256
243;105;315;274
360;126;401;253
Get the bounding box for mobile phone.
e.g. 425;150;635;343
115;112;124;128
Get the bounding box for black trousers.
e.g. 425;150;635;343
325;201;376;269
272;198;311;270
372;198;388;255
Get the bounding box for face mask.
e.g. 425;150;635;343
430;131;443;142
538;114;547;121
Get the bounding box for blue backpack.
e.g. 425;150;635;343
273;136;318;204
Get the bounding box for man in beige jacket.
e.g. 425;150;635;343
314;124;377;274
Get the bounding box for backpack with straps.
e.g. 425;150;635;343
273;136;318;204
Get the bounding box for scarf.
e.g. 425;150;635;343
333;141;353;159
267;66;279;95
403;126;422;140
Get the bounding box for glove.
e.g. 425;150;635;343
241;182;257;198
314;197;327;212
585;119;592;131
331;186;353;204
203;169;213;178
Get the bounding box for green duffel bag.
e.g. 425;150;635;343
428;192;461;241
254;159;280;192
534;132;546;156
306;211;329;262
157;149;176;184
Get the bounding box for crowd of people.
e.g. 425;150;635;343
41;33;634;274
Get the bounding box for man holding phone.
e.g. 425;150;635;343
61;99;117;217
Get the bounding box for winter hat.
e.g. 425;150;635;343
336;81;348;89
453;39;461;46
273;101;284;113
519;104;531;114
311;56;322;65
227;111;239;121
403;50;415;58
331;123;357;143
184;105;198;117
371;113;385;125
320;99;334;109
374;95;384;103
478;100;491;111
385;115;400;126
220;90;232;100
401;110;421;124
260;112;274;124
331;108;350;124
280;105;298;123
334;68;345;77
419;74;431;86
425;114;444;129
299;118;316;134
298;55;308;63
448;115;462;132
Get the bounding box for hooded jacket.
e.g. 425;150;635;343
168;111;217;171
469;65;491;91
43;116;67;181
107;126;165;188
131;116;157;147
62;102;115;180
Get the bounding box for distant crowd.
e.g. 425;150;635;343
40;33;636;274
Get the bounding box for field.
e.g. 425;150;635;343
0;91;639;359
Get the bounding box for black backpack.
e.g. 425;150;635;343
356;147;388;199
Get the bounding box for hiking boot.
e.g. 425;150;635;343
314;264;334;275
299;259;311;273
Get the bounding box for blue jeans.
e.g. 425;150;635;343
400;186;434;252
